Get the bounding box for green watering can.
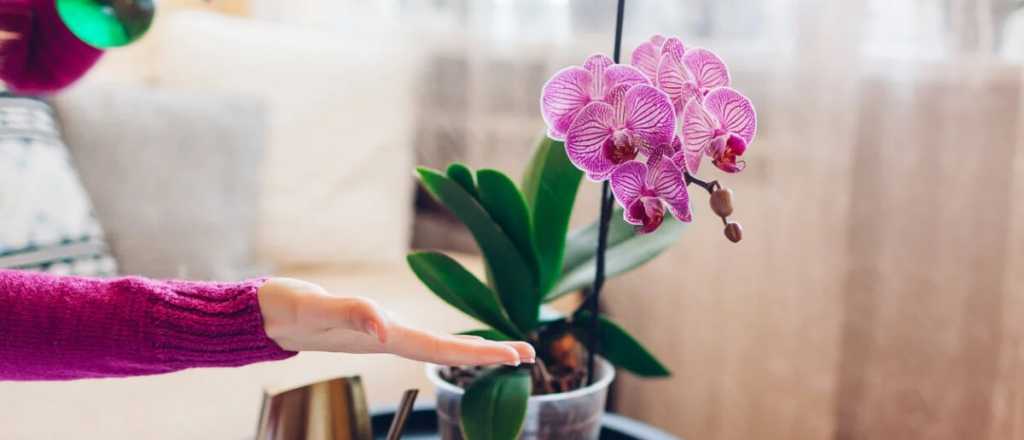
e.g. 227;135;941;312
55;0;155;48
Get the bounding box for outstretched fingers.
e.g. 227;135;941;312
388;324;536;366
309;293;536;366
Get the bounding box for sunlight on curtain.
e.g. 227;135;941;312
862;0;1024;62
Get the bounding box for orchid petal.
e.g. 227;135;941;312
726;132;748;156
645;148;667;169
682;48;730;91
670;135;683;155
625;200;646;226
708;134;728;157
624;85;676;154
661;37;686;59
703;87;756;143
604;83;630;127
647;155;691;222
584;54;614;73
565;102;617;180
667;135;698;173
603;64;650;98
712;134;749;174
610;160;648;224
540;66;593;140
630;41;661;81
717;162;746;173
584;54;614;98
681;97;717;155
650;34;666;48
714;159;745;174
652;135;682;159
680;149;702;174
670;150;687;171
656;51;695;113
636;197;666;233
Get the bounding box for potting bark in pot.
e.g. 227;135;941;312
406;1;759;438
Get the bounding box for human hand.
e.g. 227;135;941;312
257;277;535;366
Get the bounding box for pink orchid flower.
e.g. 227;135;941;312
565;83;676;181
657;43;731;113
540;54;649;140
610;154;692;234
681;87;757;174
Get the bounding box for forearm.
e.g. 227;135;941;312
0;270;295;381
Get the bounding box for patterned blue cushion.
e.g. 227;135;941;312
0;95;117;276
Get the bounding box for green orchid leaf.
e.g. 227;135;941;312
546;210;686;302
520;136;550;208
520;136;583;296
561;207;637;273
447;163;478;198
416;168;539;331
458;329;512;341
476;169;540;279
575;312;671;377
460;367;531;440
407;252;523;339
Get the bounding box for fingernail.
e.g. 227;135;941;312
503;360;521;367
522;356;536;364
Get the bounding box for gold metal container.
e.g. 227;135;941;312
255;376;373;440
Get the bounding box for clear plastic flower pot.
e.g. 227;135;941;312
426;358;615;440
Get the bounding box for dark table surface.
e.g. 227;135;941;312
370;405;681;440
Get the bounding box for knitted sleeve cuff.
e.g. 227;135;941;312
120;277;298;371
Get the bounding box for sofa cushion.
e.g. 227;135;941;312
54;84;266;280
0;95;117;276
150;11;419;267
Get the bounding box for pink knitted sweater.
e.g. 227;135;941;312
0;270;296;381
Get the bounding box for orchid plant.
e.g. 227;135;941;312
408;27;756;439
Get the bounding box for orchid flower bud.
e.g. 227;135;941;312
710;187;734;218
724;222;743;243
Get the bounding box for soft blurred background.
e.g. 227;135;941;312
2;0;1024;439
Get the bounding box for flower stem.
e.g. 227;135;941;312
586;182;614;384
586;0;627;386
685;171;719;194
612;0;626;62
